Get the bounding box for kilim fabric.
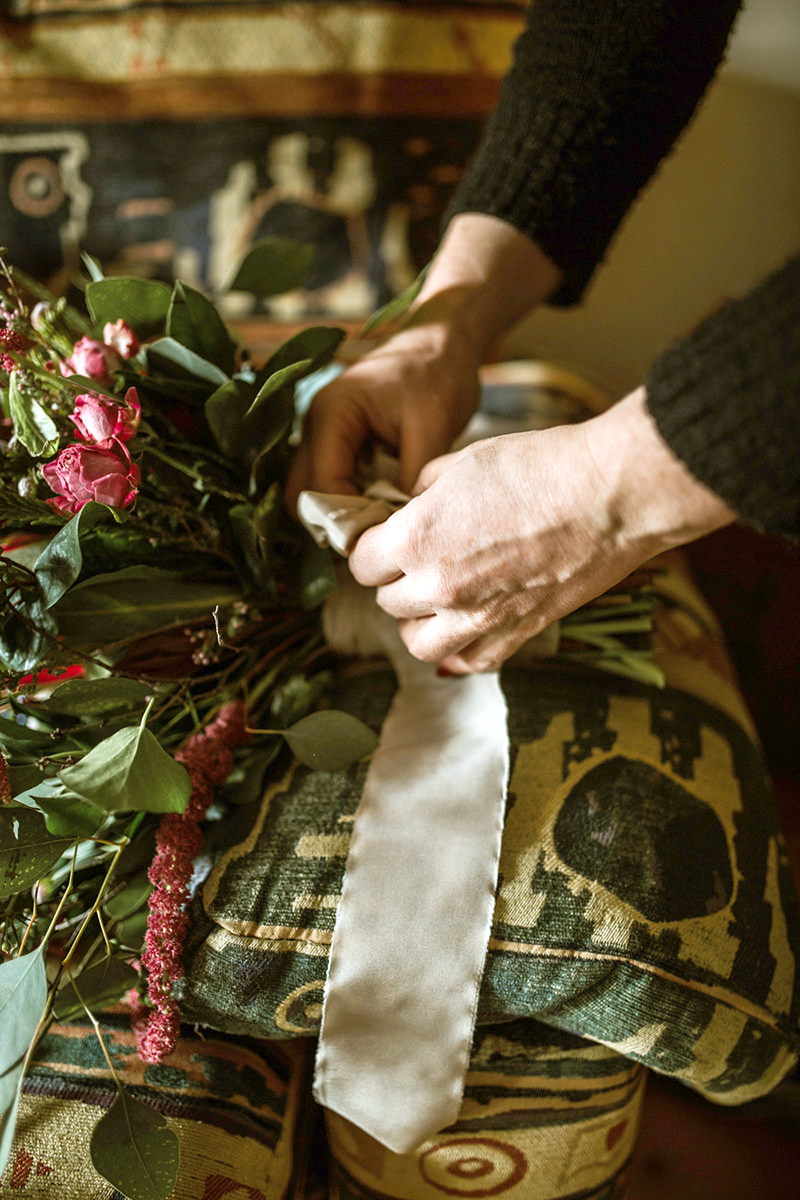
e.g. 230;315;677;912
0;1013;309;1198
0;1;524;320
324;1020;646;1200
182;547;800;1105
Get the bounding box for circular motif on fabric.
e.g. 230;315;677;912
274;980;326;1034
419;1137;528;1196
552;755;733;922
9;157;65;217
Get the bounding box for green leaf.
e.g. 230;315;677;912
90;1091;180;1200
0;946;48;1179
145;336;230;389
282;710;378;771
0;807;73;896
43;676;153;717
361;266;428;335
0;590;57;675
204;377;254;459
0;717;54;750
250;356;314;407
226;237;314;296
299;537;336;610
7;372;59;458
58;726;191;814
81;251;105;282
254;325;345;397
34;501;114;609
53;566;240;647
103;871;152;922
167;281;237;376
30;784;107;839
86;277;172;339
52;955;138;1023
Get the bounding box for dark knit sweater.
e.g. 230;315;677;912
450;0;800;538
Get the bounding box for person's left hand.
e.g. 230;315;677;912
347;388;736;673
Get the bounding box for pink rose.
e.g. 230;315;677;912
102;320;140;359
42;440;140;514
60;336;123;385
70;387;141;445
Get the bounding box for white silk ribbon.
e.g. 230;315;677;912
298;487;509;1154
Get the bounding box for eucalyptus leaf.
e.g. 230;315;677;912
52;955;137;1023
282;710;378;771
167;281;237;376
226;237;314;296
44;676;153;717
361;266;428;335
90;1091;180;1200
86;277;172;339
0;807;73;896
0;946;48;1179
53;566;240;647
7;372;59;457
145;337;229;389
0;716;54;750
58;725;191;814
34;501;114;610
26;783;107;839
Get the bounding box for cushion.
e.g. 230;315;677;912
0;1013;310;1199
182;545;800;1107
325;1019;647;1200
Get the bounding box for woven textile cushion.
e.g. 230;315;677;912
325;1019;647;1200
0;0;523;323
0;1014;307;1200
182;548;800;1107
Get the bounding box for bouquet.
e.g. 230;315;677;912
0;245;662;1198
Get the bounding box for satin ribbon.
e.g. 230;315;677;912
298;486;509;1154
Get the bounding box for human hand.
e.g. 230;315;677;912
286;214;564;512
348;387;736;673
285;315;483;510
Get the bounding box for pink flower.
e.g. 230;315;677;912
70;387;141;445
42;439;140;514
60;336;122;385
103;319;140;360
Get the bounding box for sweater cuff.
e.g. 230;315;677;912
645;254;800;539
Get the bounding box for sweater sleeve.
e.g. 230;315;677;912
645;253;800;540
449;0;742;304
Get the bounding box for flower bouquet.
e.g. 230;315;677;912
0;245;662;1198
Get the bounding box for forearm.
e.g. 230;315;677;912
405;213;563;364
450;0;742;304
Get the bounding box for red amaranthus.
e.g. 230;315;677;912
133;700;251;1062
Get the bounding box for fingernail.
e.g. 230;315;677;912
436;666;454;677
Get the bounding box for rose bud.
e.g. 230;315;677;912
42;439;140;514
60;336;123;385
103;319;141;360
70;387;141;445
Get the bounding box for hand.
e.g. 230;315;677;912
348;388;737;673
285;316;483;509
285;214;563;512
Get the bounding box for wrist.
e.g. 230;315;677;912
405;213;563;361
586;387;737;556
